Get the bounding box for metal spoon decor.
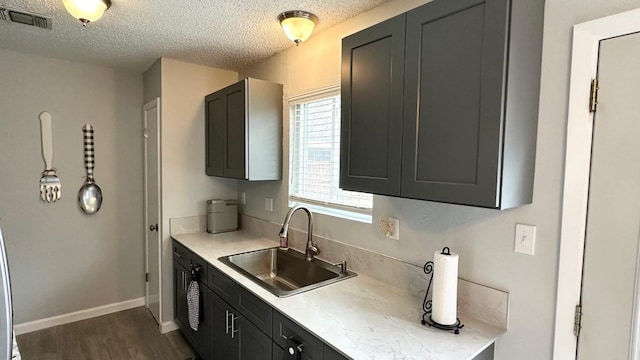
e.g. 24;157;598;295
78;124;102;214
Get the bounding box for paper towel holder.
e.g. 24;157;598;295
420;247;464;334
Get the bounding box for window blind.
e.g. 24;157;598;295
289;88;372;213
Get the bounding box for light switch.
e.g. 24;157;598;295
264;197;273;212
514;223;536;255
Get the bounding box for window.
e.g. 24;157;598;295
289;86;372;222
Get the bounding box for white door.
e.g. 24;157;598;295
577;32;640;360
144;98;162;324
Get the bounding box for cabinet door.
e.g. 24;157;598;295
340;14;406;196
401;0;509;207
273;344;313;360
324;345;349;360
212;290;239;359
173;262;189;333
205;90;226;176
224;81;247;179
190;282;212;359
238;316;271;360
473;343;494;360
273;311;323;359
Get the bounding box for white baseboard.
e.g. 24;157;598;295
160;320;178;334
14;297;146;335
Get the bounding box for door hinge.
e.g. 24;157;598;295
589;78;599;112
574;304;583;337
145;273;149;282
143;129;149;139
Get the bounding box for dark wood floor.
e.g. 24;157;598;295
16;307;196;360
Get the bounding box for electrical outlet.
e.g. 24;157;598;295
514;223;536;255
264;197;273;212
240;192;246;205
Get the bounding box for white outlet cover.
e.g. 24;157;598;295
240;192;246;205
514;223;536;255
264;197;273;212
390;218;400;240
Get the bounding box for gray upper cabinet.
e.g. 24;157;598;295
205;78;283;180
340;14;406;196
341;0;543;209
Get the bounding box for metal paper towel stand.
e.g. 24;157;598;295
421;247;464;334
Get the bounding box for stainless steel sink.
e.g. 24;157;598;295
219;247;356;297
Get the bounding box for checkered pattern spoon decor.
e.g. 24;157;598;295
78;124;103;214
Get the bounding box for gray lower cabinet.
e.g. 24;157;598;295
204;77;283;181
210;288;272;359
341;0;544;209
173;260;212;359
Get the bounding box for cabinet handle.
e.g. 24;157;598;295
173;251;183;259
230;313;239;338
225;310;231;334
183;271;188;291
282;335;304;353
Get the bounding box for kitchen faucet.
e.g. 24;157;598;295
278;205;320;261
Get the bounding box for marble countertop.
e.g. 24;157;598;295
172;231;504;360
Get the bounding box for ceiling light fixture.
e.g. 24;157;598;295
278;10;318;46
62;0;111;26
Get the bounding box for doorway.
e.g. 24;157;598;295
576;32;640;359
554;8;640;359
144;98;162;324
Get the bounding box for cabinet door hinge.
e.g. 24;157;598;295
589;78;599;112
143;129;149;139
145;273;149;282
574;304;583;337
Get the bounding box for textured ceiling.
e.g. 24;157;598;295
0;0;391;72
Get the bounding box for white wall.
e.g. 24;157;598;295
151;58;239;321
0;49;144;324
238;0;640;358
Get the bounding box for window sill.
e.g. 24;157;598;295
288;199;372;224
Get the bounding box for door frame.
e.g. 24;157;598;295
554;8;640;359
143;97;162;325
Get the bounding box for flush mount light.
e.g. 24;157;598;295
278;10;318;46
62;0;111;26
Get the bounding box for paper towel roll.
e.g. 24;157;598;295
432;248;459;326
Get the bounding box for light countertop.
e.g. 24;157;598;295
172;231;504;360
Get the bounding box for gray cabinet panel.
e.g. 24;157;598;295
238;317;272;360
191;283;212;359
205;78;282;180
402;0;509;207
225;82;247;179
324;345;349;360
413;4;485;185
205;92;225;177
174;260;212;359
473;343;495;360
340;14;405;196
237;286;272;335
173;262;189;332
273;311;323;359
341;0;542;209
211;289;239;359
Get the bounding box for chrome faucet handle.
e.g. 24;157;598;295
335;260;347;274
305;244;320;261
